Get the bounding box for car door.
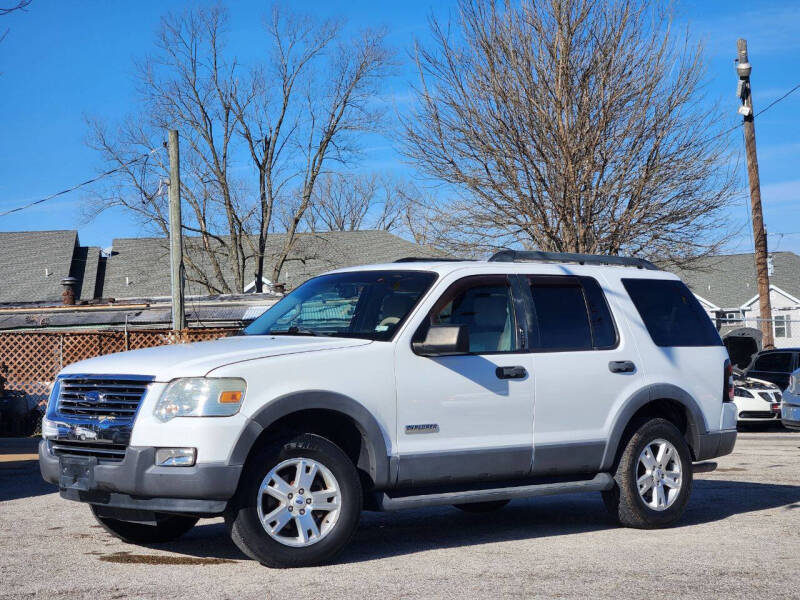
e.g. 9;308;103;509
520;274;643;475
394;274;534;486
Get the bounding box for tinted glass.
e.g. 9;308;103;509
581;277;618;348
753;352;794;373
244;270;436;341
432;282;517;353
529;282;593;350
622;279;722;347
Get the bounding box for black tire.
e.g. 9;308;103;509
225;433;362;568
453;500;510;513
602;418;693;529
90;506;198;544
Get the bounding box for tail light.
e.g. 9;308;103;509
723;359;734;402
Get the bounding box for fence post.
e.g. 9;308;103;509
59;334;63;370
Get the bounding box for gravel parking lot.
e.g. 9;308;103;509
2;429;799;600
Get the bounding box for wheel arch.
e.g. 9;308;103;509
229;390;392;489
601;384;708;471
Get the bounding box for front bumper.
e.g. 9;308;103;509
39;440;241;516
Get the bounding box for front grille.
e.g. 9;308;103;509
57;377;150;419
739;411;778;419
50;440;127;462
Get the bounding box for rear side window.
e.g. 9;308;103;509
753;352;794;373
622;279;722;347
527;276;618;351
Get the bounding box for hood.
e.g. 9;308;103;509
59;335;372;381
723;327;762;369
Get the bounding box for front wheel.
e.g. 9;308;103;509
90;506;198;544
602;418;693;528
226;433;362;568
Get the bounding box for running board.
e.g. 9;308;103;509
378;473;614;511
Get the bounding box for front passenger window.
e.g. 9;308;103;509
430;279;518;354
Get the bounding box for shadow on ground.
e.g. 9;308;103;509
0;460;56;502
148;478;800;565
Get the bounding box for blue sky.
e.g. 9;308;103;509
1;0;799;254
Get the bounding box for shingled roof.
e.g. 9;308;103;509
103;230;445;299
0;230;80;303
674;252;800;309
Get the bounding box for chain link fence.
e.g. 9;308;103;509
0;328;238;436
715;315;800;348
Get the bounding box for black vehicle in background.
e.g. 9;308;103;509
746;349;800;392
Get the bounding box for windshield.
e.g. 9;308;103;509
244;270;437;341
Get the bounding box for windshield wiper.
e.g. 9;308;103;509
268;326;320;336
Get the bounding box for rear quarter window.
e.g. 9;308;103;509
622;278;722;347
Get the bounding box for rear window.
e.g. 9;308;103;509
622;279;722;347
753;352;794;373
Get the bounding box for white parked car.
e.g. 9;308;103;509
732;372;782;423
39;251;738;567
781;369;800;430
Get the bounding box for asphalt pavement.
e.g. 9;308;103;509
2;428;799;599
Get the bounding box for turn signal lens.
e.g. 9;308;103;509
219;390;243;404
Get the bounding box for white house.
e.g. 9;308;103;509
675;252;800;348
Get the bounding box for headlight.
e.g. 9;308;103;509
154;378;246;422
734;387;753;398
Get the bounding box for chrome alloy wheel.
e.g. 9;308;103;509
636;438;683;511
256;457;342;547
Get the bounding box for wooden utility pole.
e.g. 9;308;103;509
167;130;186;331
736;39;774;349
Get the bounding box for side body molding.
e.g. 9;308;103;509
229;390;393;489
600;384;709;471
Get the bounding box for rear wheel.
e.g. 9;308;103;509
226;433;362;568
453;500;510;513
602;418;693;528
90;506;198;544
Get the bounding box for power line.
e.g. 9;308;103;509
0;147;161;218
702;80;800;146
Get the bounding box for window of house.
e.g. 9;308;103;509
428;277;518;354
774;315;792;339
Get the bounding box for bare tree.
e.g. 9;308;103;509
88;5;390;293
1;0;32;46
305;172;410;233
402;0;737;265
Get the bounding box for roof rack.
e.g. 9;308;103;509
488;250;658;270
394;257;472;263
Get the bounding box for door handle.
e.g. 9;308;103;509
496;366;528;379
609;360;636;373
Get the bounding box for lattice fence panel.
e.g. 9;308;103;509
0;327;239;435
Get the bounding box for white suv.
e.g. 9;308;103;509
39;251;738;567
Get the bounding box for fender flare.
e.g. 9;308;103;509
600;384;709;471
229;390;392;489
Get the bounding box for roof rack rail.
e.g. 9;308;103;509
488;250;658;270
394;257;472;263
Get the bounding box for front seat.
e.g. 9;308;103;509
378;294;415;328
468;294;512;353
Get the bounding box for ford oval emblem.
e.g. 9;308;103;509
83;391;101;403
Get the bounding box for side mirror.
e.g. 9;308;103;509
413;324;469;356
